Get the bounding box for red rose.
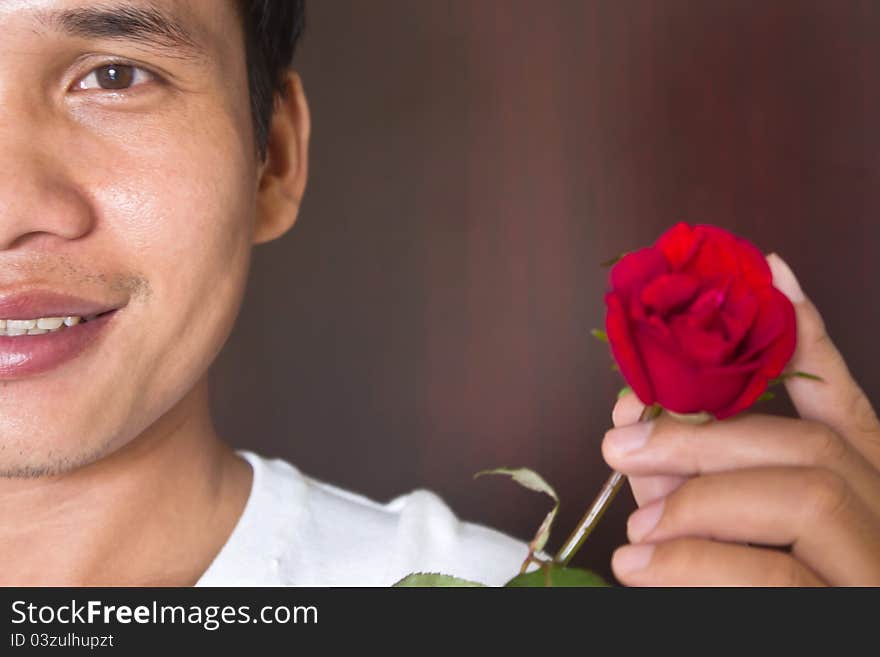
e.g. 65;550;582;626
605;222;796;419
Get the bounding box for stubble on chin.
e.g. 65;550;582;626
0;434;119;480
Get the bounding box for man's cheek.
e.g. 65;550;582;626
129;188;251;353
93;159;248;257
81;115;255;335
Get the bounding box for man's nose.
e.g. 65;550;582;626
0;120;96;251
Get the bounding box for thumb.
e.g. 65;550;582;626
767;253;880;463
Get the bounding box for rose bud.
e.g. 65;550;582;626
604;222;796;419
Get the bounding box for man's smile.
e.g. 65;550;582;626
0;315;85;336
0;290;124;379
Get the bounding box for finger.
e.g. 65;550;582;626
768;254;880;464
612;537;825;586
628;474;686;506
602;412;880;509
612;393;687;506
611;394;685;506
625;468;880;586
612;391;644;427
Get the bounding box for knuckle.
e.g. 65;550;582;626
656;478;698;525
802;469;852;523
802;421;849;466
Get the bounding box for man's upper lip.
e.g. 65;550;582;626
0;291;122;319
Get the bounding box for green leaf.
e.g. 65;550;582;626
505;564;609;587
757;391;776;402
591;329;609;343
790;370;824;382
617;385;633;399
474;467;558;502
393;572;486;587
475;467;559;555
769;370;825;387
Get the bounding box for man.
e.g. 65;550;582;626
0;0;877;587
0;0;528;587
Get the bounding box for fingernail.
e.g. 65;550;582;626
605;422;653;456
627;499;664;542
613;544;655;577
767;253;805;303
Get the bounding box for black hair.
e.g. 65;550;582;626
237;1;306;160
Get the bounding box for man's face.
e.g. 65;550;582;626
0;0;261;476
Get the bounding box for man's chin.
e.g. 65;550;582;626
0;439;116;480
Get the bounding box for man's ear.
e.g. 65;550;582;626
253;71;311;245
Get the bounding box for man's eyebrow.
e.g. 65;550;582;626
34;3;209;61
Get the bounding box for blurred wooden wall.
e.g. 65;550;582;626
209;0;880;583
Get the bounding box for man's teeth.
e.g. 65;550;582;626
0;315;88;336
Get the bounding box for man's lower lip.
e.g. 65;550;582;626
0;310;119;379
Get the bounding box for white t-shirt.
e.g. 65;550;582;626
195;451;531;586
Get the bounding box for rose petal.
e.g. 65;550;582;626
654;222;703;271
719;279;759;345
605;292;656;406
711;287;796;418
636;323;760;415
640;273;701;314
715;317;797;418
752;293;798;379
687;285;727;328
698;225;773;289
609;247;668;295
734;287;795;363
679;233;739;285
678;225;772;291
668;314;734;366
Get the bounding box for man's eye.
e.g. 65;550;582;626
75;64;155;92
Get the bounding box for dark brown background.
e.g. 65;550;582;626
208;0;880;583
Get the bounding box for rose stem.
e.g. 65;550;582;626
554;403;662;567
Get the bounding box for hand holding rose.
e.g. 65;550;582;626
399;224;878;588
603;254;880;585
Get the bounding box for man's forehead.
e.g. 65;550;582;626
2;0;236;60
4;0;212;22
